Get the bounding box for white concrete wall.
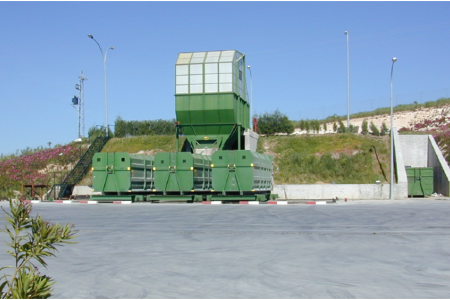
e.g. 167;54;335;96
399;135;428;167
271;128;409;200
428;136;450;196
273;183;408;200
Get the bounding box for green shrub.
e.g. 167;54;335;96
0;199;77;298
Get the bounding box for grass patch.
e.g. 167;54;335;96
102;135;185;153
260;134;390;184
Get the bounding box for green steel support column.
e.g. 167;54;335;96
176;125;180;153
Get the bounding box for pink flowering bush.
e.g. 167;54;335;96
0;144;83;199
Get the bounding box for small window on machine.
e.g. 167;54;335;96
121;158;125;162
219;156;223;159
161;160;164;164
242;156;246;159
97;158;101;162
183;160;186;163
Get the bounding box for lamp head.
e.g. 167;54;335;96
110;47;115;50
392;57;397;63
88;34;93;39
247;65;251;69
345;31;348;35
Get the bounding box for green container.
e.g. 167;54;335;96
154;152;212;193
211;150;273;193
92;152;155;194
406;167;434;197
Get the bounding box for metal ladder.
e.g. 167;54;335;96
49;135;110;200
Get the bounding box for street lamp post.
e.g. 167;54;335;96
247;65;253;131
345;31;350;131
87;34;114;137
390;57;397;200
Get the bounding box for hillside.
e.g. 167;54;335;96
2;102;450;199
95;134;391;185
294;104;450;135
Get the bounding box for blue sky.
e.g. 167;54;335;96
1;1;450;155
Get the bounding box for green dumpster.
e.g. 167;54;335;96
406;167;434;197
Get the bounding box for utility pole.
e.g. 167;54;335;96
73;71;88;139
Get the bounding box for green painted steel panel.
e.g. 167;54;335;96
154;152;212;193
406;167;434;196
174;50;250;151
92;152;131;193
212;150;273;193
92;152;154;194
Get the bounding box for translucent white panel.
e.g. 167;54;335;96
205;51;220;63
219;63;232;73
205;74;218;84
191;52;206;64
190;64;203;75
176;65;189;76
219;50;235;62
219;73;232;83
190;74;203;84
176;53;192;65
205;84;218;93
190;84;203;93
176;85;188;94
176;75;188;85
219;83;232;92
204;63;218;74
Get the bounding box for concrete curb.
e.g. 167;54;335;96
306;201;327;205
267;201;288;205
79;200;98;204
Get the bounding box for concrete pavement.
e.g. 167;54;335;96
0;199;449;298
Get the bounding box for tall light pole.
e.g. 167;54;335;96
345;31;350;130
247;65;253;131
390;57;397;200
87;34;114;137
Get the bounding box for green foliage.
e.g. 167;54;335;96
102;135;183;153
361;119;369;135
337;120;347;133
266;134;390;184
87;126;108;140
0;199;77;298
370;122;380;136
380;122;389;136
256;110;294;135
114;117;175;138
333;122;337;132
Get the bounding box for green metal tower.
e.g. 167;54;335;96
175;50;250;154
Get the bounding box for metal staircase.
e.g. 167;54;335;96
50;135;110;200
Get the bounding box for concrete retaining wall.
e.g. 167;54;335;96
273;183;408;200
428;136;450;196
399;135;428;167
272;128;408;200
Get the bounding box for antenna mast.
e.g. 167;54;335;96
73;71;88;138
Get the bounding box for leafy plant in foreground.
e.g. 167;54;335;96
0;199;77;298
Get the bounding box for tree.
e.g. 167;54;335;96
257;110;294;135
0;199;77;298
380;122;389;136
323;122;327;132
361;119;369;135
370;122;380;136
114;116;127;138
337;120;347;133
333;122;337;132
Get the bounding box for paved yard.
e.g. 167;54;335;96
0;199;449;298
